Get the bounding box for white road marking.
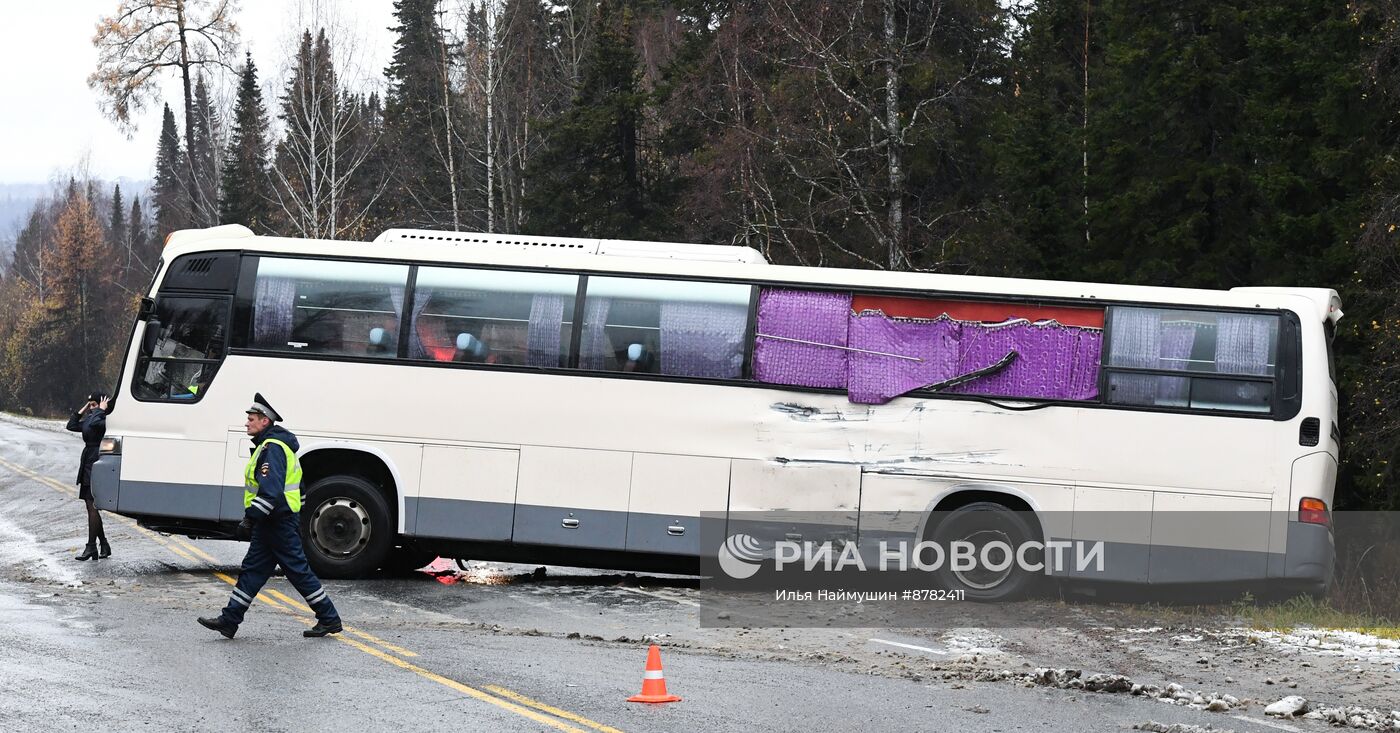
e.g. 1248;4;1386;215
1232;715;1302;732
868;638;948;655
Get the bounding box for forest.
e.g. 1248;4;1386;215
2;0;1398;509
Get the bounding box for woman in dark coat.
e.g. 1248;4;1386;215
66;392;110;560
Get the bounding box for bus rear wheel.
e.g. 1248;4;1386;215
927;502;1040;602
301;474;393;579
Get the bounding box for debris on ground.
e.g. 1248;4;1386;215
1263;695;1308;718
1133;722;1234;733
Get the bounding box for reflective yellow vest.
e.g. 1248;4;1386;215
244;438;304;513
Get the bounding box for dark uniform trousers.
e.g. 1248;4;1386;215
220;511;340;626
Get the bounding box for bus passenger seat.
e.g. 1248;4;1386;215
455;333;487;362
624;343;654;372
368;327;391;355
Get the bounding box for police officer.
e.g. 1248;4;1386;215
198;393;343;639
67;392;110;561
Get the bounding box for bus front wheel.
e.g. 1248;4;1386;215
301;474;393;579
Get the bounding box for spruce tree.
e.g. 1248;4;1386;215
221;52;273;232
991;0;1097;280
523;0;671;238
382;0;457;227
153;104;190;238
128;195;154;273
1080;0;1370;290
188;75;221;226
108;184;126;248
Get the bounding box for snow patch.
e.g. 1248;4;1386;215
941;629;1006;656
0;513;82;587
1245;628;1400;664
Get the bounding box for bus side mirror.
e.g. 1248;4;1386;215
142;318;162;355
138;297;155;320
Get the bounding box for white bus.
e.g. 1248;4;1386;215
91;224;1341;598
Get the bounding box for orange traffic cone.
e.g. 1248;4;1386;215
627;644;681;703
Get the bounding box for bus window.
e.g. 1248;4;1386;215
250;258;409;359
753;288;852;389
412;267;579;367
753;288;1104;403
1324;319;1337;385
1104;307;1279;413
580;277;751;378
133;297;227;401
851;295;1104;403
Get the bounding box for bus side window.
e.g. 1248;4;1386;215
249;258;408;359
580;277;750;378
1104;307;1279;414
411;267;579;367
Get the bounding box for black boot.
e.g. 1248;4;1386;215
97;538;111;558
303;619;343;637
75;543;97;561
198;616;238;639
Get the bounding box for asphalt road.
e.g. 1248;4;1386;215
0;414;1307;732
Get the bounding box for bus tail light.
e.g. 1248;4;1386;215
1298;497;1329;527
99;437;122;455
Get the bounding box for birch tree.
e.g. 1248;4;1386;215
270;28;387;239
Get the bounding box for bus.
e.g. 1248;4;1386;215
91;224;1341;599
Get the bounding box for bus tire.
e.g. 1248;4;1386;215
927;501;1040;602
301;474;393;579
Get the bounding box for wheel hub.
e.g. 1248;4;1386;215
952;528;1014;590
310;498;371;558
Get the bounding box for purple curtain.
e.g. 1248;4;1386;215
579;298;612;370
252;277;296;347
947;322;1103;401
846;315;959;404
1155;323;1197;403
1067;331;1103;399
526;294;567;367
753;289;851;389
754;287;1105;404
660;301;747;378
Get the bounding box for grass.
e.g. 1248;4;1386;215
1231;593;1400;641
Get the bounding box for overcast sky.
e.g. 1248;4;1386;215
0;1;397;184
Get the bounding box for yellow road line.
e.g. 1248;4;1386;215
486;686;628;733
255;584;419;658
166;534;420;659
0;457;623;732
335;634;588;733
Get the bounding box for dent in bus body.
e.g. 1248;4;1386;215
856;473;1071;571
